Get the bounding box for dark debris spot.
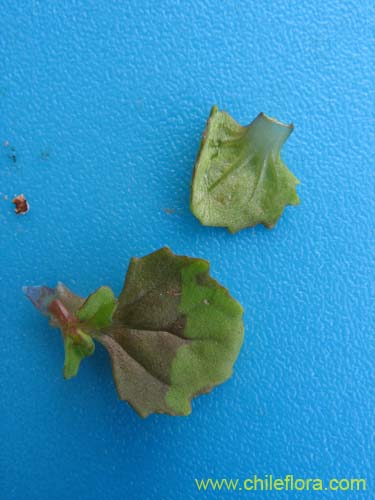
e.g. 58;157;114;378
40;150;50;160
7;146;17;163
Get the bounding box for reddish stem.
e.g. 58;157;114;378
48;299;81;340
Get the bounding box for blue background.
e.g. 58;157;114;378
1;1;374;499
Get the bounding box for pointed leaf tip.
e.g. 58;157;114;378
23;285;55;315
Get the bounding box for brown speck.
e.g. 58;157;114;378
163;208;176;215
12;194;29;215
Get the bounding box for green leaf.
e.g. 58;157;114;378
99;247;244;417
24;248;244;417
190;105;300;232
63;331;95;379
76;286;117;328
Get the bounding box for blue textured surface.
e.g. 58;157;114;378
1;1;374;499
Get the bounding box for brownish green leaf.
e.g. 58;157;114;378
24;248;244;417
